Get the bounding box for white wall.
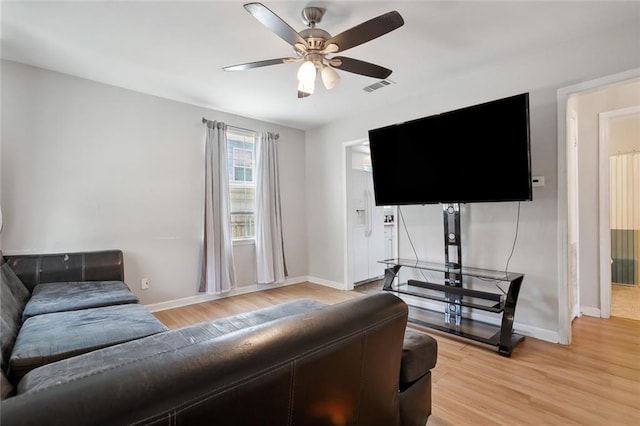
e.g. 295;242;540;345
1;60;307;305
305;23;640;340
574;82;640;311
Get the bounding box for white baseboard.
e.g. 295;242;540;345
581;306;601;317
306;276;347;290
145;275;307;312
513;323;560;344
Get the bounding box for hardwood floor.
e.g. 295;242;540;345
153;282;363;329
612;283;640;321
153;283;640;426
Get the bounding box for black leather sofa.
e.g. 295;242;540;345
1;250;438;426
1;250;168;385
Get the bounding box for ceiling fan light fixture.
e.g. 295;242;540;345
321;65;340;90
297;60;317;84
297;79;315;96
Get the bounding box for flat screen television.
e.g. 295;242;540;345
368;93;532;205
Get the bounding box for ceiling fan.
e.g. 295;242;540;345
223;2;404;98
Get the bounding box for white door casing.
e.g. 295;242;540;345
567;109;581;321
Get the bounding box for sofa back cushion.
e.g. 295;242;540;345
17;298;327;393
3;250;124;291
1;263;30;307
0;277;24;375
1;263;31;377
2;293;409;426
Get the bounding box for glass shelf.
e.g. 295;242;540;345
378;258;524;282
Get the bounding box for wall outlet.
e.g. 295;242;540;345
141;278;150;290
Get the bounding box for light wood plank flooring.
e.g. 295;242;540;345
612;283;640;321
153;283;640;426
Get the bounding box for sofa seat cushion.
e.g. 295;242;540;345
400;328;438;383
18;298;327;394
22;280;138;320
9;304;167;381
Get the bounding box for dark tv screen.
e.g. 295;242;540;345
368;93;532;205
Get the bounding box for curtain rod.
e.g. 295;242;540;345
201;117;279;140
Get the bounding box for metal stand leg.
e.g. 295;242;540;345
498;275;525;356
443;204;462;326
382;265;401;291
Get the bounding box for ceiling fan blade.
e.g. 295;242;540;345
325;11;404;53
244;2;307;48
330;57;392;79
223;57;298;71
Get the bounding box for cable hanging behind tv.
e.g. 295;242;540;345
367;93;532;206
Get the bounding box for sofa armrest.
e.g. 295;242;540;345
399;328;438;426
401;328;438;385
3;250;124;292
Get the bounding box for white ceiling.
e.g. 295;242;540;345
2;1;639;130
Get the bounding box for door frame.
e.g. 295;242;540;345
343;137;370;291
599;105;640;318
557;67;640;344
342;138;398;290
567;108;580;321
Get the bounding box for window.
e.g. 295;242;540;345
233;148;253;182
227;128;256;240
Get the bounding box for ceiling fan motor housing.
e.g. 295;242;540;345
300;28;331;50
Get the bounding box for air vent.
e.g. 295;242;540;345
363;79;395;93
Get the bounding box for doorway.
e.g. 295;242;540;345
343;139;397;290
601;108;640;320
558;68;640;344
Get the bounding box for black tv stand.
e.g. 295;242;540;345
380;203;525;356
380;259;525;356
